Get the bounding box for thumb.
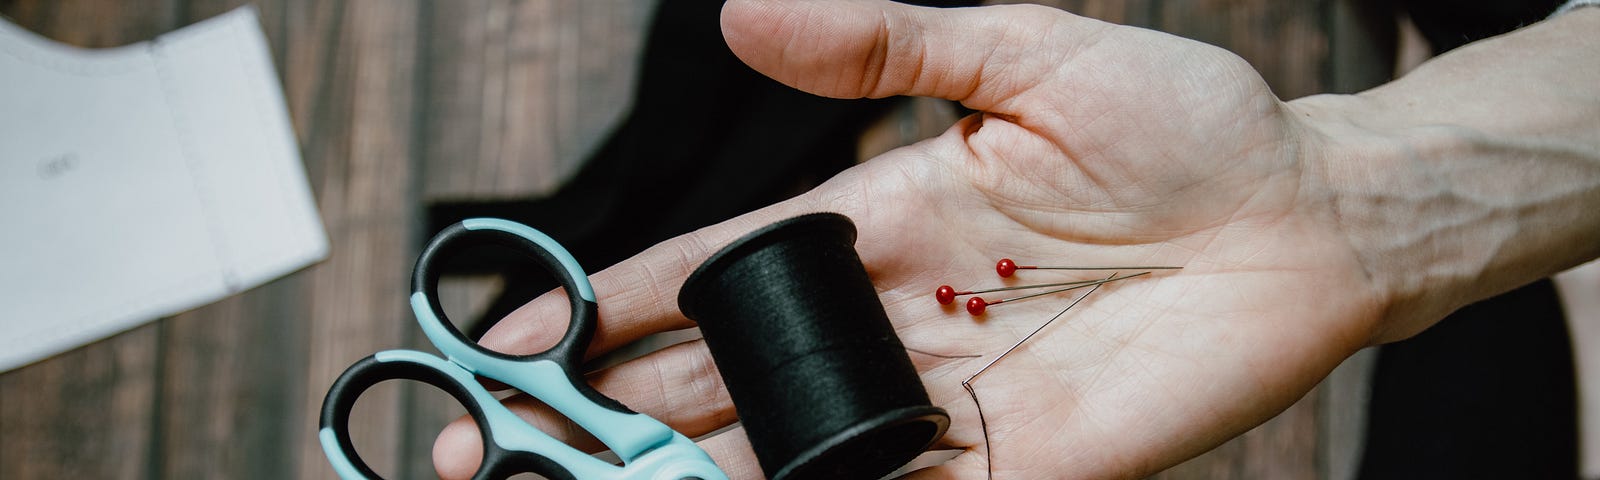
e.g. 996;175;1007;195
720;0;1108;111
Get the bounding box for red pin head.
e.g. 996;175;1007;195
935;285;957;305
996;258;1018;278
966;297;988;316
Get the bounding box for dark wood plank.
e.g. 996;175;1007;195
276;1;425;478
419;0;654;201
157;277;309;478
0;2;177;478
1325;0;1396;94
0;0;425;477
999;0;1161;26
139;1;325;477
393;274;501;478
856;97;963;162
1315;4;1393;479
1321;348;1378;480
404;3;655;473
1151;0;1330;100
0;323;161;478
0;0;179;48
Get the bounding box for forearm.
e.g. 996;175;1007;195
1292;8;1600;342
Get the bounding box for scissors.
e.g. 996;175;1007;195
319;218;727;480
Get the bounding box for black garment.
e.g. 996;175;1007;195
1359;1;1579;478
426;0;975;336
1402;0;1566;53
1360;281;1578;479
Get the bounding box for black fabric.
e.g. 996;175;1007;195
1401;0;1566;53
425;0;976;336
1359;280;1578;479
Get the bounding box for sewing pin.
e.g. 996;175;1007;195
936;278;1111;305
962;273;1112;480
996;258;1182;278
965;271;1148;315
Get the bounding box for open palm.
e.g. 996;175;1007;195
435;1;1385;478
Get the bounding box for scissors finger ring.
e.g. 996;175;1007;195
319;218;727;480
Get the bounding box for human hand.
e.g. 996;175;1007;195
433;0;1387;478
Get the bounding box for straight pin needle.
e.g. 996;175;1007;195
936;278;1109;305
963;273;1109;385
966;271;1148;315
962;274;1112;480
997;258;1181;277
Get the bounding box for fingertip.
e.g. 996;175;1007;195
719;0;778;51
719;0;798;46
719;0;799;74
720;0;894;99
432;417;483;480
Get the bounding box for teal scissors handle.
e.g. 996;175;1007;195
320;352;723;480
319;218;727;480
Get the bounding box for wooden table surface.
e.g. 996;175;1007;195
0;1;1394;478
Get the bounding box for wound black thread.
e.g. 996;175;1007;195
679;213;949;480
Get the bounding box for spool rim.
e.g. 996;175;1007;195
680;212;948;478
678;212;857;322
771;405;950;480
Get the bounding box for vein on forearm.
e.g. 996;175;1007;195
1300;9;1600;338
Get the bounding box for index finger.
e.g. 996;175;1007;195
476;199;821;359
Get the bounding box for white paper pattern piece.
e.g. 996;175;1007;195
0;7;327;371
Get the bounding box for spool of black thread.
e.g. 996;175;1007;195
679;213;948;480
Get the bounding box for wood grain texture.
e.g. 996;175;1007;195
281;1;424;478
0;0;179;48
856;97;964;163
149;2;315;477
0;2;176;478
398;274;500;478
0;0;423;478
1324;0;1395;95
158;277;309;479
0;323;160;478
420;0;654;201
1153;0;1330;100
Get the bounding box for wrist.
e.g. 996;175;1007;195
1289;88;1600;344
1285;94;1444;343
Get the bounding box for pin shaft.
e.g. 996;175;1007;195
964;273;1113;385
957;278;1107;296
1020;265;1182;270
997;258;1180;277
989;271;1148;305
